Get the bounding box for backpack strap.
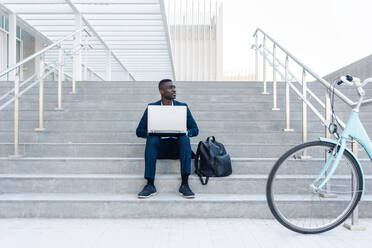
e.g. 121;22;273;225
199;175;209;185
194;141;202;174
194;141;209;185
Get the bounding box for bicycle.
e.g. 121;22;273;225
266;75;372;234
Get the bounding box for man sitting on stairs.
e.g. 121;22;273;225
136;79;199;199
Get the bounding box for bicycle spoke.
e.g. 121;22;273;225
266;141;362;234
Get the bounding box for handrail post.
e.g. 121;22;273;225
71;35;77;94
9;73;21;158
255;34;258;81
55;48;64;111
344;140;366;231
106;49;112;81
284;56;293;132
325;93;331;139
262;35;269;94
84;35;88;81
302;69;307;143
272;43;279;110
35;55;45;132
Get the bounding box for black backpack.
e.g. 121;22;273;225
194;136;232;185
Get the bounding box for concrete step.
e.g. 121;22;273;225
0;102;286;112
0;174;267;194
0;131;323;144
1;123;371;140
0;140;326;158
2;142;370;159
0;158;273;175
2;119;368;133
0;142;299;158
1;141;370;159
2;85;371;107
1;101;304;111
0;86;268;95
3;83;356;96
1;79;371;219
0;174;371;195
4;93;279;103
3;92;368;109
5;84;367;97
1;157;371;175
2;80;371;91
0;193;371;218
2;109;368;122
3;99;371;114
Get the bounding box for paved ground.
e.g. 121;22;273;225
0;218;371;248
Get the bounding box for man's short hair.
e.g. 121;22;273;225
158;79;173;89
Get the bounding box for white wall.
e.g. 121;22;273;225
166;0;223;81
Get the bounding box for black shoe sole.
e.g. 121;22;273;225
179;192;195;199
137;192;157;199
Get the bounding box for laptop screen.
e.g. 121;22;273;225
147;106;187;134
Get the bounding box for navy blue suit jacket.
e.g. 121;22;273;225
136;100;199;138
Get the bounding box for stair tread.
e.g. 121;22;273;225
1;174;371;179
0;174;268;179
0;193;371;202
0;193;265;202
0;157;278;161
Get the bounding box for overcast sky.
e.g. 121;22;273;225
223;0;372;77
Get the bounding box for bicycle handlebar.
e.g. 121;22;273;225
335;74;372;109
361;77;372;87
337;74;372;88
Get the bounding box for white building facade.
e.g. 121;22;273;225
165;0;223;81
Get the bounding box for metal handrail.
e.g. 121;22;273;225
253;28;363;227
2;24;135;159
3;29;92;158
82;64;105;81
256;44;346;128
0;69;55;112
0;29;87;78
261;45;326;109
253;28;355;107
0;62;60;105
44;61;68;78
0;73;36;102
252;29;354;128
59;47;105;81
64;0;135;81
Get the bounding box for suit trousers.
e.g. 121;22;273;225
144;135;191;179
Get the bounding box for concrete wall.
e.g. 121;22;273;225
323;54;372;81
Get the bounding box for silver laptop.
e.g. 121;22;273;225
147;105;187;136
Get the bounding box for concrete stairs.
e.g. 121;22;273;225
0;80;371;218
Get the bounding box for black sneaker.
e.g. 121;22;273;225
138;184;157;199
179;184;195;199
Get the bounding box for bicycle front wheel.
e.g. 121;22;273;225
266;141;363;234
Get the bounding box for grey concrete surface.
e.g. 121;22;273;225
0;218;371;248
323;54;372;82
1;80;372;218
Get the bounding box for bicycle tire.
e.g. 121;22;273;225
266;140;363;234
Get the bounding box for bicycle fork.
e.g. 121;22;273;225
310;138;347;193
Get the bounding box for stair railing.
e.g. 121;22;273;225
252;28;359;138
0;29;92;158
252;27;365;230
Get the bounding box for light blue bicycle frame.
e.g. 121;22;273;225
312;110;372;194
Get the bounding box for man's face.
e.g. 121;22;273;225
160;81;176;100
